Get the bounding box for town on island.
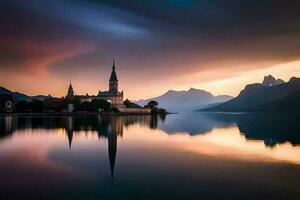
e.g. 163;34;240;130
0;61;166;115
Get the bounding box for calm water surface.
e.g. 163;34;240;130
1;112;300;200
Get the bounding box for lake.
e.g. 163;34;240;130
1;112;300;200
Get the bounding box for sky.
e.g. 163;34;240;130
1;0;300;100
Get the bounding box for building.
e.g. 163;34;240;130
66;60;124;107
97;60;124;106
0;94;14;113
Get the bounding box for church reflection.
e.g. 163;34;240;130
65;116;124;179
0;114;161;179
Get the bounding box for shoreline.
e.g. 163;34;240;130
196;110;300;114
0;112;170;117
0;112;148;117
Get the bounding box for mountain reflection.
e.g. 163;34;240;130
158;113;300;147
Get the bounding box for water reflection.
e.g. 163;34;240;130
0;115;161;138
1;113;300;199
0;115;162;179
1;113;300;148
0;113;300;171
158;112;300;147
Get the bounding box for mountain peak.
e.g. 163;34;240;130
262;75;285;86
289;77;300;83
187;87;210;93
188;87;197;91
165;89;181;94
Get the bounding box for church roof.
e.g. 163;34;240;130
68;83;73;91
109;60;118;82
98;91;122;97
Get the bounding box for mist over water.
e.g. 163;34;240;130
1;113;300;200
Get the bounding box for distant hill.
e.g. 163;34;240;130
136;88;233;112
0;86;48;101
204;76;300;112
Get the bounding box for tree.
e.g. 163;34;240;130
123;99;141;108
91;99;101;110
80;101;94;111
29;99;44;112
123;99;131;107
16;100;30;112
98;99;111;111
146;100;159;109
44;98;67;111
79;99;111;112
71;96;81;111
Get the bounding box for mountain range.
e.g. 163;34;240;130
2;74;299;112
0;87;48;101
136;88;233;112
204;75;300;112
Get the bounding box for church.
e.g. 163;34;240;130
66;60;124;106
97;60;124;105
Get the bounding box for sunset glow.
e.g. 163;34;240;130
123;125;300;165
2;1;300;199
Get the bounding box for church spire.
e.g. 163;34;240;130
66;81;75;99
109;60;118;82
108;132;117;182
68;80;73;90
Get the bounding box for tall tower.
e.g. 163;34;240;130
66;82;75;99
109;60;118;93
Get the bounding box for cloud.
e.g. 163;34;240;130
11;0;154;39
1;0;300;98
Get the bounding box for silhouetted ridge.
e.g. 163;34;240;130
0;87;12;94
204;76;300;112
0;86;48;101
289;77;300;83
